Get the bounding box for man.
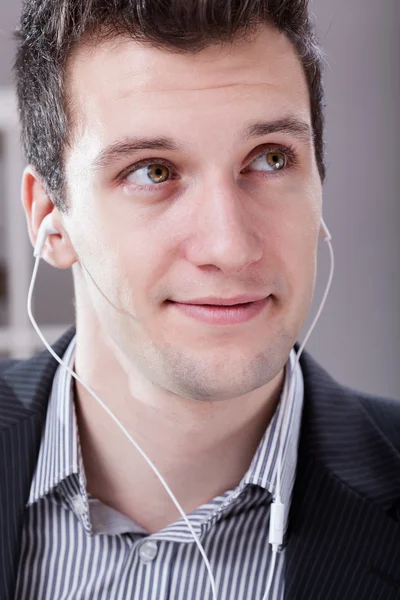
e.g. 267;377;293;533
1;0;399;598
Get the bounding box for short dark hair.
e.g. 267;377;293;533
14;0;326;212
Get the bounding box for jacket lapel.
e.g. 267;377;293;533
284;352;400;599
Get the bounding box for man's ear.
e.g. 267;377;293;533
22;165;78;269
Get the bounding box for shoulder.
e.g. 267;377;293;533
353;387;400;452
0;357;37;428
299;348;400;454
0;348;61;428
0;359;21;392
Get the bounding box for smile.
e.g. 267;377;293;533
167;297;270;326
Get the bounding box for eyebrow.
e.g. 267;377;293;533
92;116;313;171
241;117;313;146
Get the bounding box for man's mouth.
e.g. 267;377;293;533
167;297;270;326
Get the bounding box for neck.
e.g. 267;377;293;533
73;321;286;533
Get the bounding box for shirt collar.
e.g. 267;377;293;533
27;336;80;506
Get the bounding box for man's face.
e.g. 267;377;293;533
63;24;322;401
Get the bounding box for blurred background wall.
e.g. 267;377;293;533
0;0;399;398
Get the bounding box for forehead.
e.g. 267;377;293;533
66;24;311;153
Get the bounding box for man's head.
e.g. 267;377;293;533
15;0;326;401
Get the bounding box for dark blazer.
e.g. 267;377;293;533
1;327;400;600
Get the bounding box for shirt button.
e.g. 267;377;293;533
139;540;158;563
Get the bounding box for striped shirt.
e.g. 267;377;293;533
15;336;304;600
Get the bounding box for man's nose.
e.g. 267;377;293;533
184;179;264;275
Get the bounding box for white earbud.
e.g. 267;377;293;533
33;214;60;258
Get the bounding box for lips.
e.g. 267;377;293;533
198;302;250;307
181;301;251;307
168;297;270;326
172;294;267;306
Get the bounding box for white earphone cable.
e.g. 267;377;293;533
276;236;335;502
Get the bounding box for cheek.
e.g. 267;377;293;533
70;192;177;309
289;228;319;316
87;232;172;314
274;200;320;304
